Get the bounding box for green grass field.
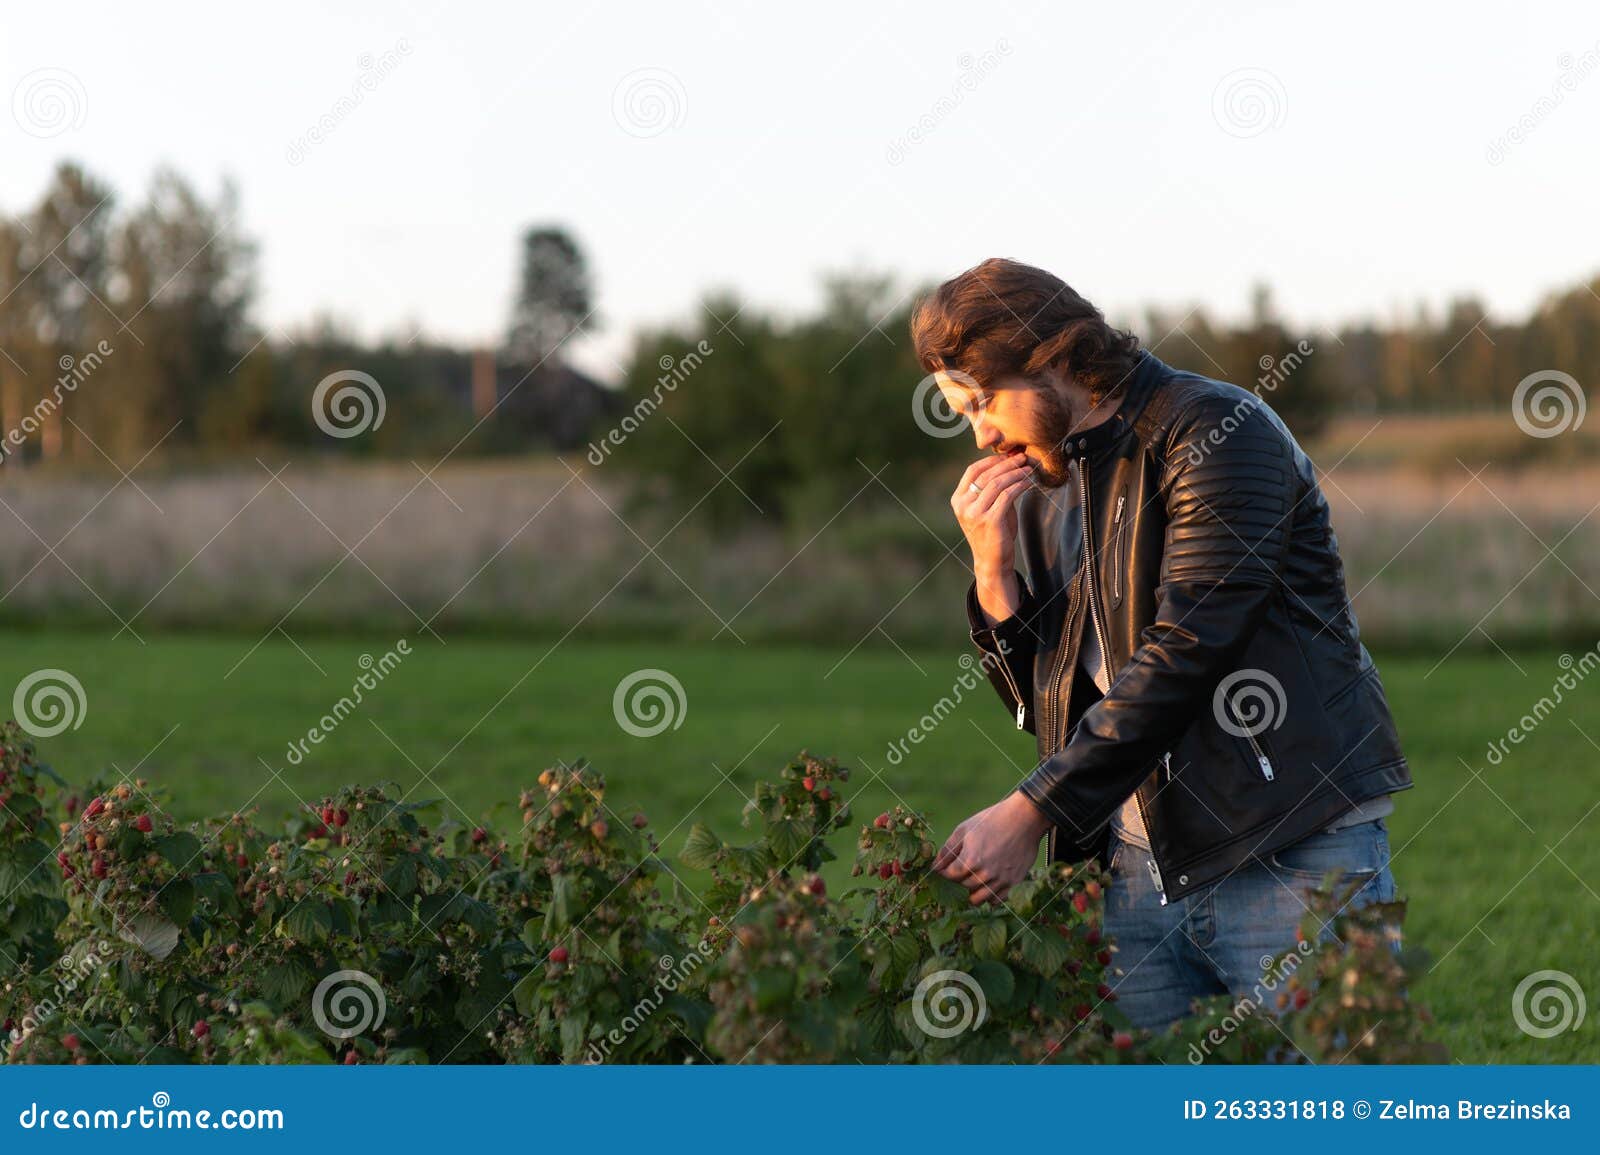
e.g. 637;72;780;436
4;629;1596;1063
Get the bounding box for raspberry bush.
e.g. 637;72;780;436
0;724;1443;1064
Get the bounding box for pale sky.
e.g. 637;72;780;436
3;1;1596;383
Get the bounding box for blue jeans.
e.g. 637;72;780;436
1102;817;1399;1032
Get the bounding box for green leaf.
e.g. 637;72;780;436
764;816;808;863
1019;926;1070;975
970;917;1007;960
280;901;333;942
158;878;195;925
191;871;233;905
153;831;203;868
680;823;721;870
383;855;419;897
969;959;1016;1010
258;960;312;1005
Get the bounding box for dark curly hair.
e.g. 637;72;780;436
910;258;1142;404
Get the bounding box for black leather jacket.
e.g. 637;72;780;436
966;350;1412;903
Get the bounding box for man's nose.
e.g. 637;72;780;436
972;415;1002;451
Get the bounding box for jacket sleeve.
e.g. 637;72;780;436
1016;392;1297;837
965;573;1042;736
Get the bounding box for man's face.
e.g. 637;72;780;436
935;371;1076;488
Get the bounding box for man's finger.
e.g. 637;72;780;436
931;832;965;874
957;452;1024;496
974;469;1031;514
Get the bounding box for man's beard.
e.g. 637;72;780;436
1026;387;1078;489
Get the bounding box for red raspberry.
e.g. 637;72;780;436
1072;892;1090;914
1113;1031;1134;1051
333;809;349;828
874;813;890;829
550;946;569;964
802;777;816;792
192;1020;210;1039
134;815;153;833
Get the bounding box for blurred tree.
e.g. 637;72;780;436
505;226;594;366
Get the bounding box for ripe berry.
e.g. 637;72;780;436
631;814;648;829
1073;1004;1092;1021
91;855;107;879
802;776;816;792
333;809;349;828
817;787;832;801
320;805;335;824
1085;880;1102;900
235;854;248;869
1113;1031;1134;1051
590;819;608;840
134;815;153;833
877;863;893;880
192;1020;210;1039
343;1050;359;1065
1072;892;1089;914
874;813;890;829
807;875;826;897
63;1033;79;1051
1085;925;1102;946
471;827;487;845
1096;949;1113;967
84;797;105;819
1292;988;1311;1010
1097;983;1114;1000
549;946;569;964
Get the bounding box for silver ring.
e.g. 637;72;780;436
968;481;983;496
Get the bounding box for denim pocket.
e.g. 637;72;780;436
1266;818;1387;882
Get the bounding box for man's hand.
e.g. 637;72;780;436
932;790;1053;905
951;452;1031;625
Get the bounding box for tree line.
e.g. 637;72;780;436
3;162;1594;506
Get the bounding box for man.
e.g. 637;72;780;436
915;258;1412;1031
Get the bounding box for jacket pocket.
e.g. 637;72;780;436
1107;488;1128;611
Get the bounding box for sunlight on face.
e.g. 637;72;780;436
934;371;1073;488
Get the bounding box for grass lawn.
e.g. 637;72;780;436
3;629;1596;1063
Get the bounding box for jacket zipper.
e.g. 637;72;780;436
1077;454;1168;905
1243;728;1275;780
1223;695;1277;780
1108;492;1125;594
991;650;1027;730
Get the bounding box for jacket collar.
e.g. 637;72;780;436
1058;349;1166;461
